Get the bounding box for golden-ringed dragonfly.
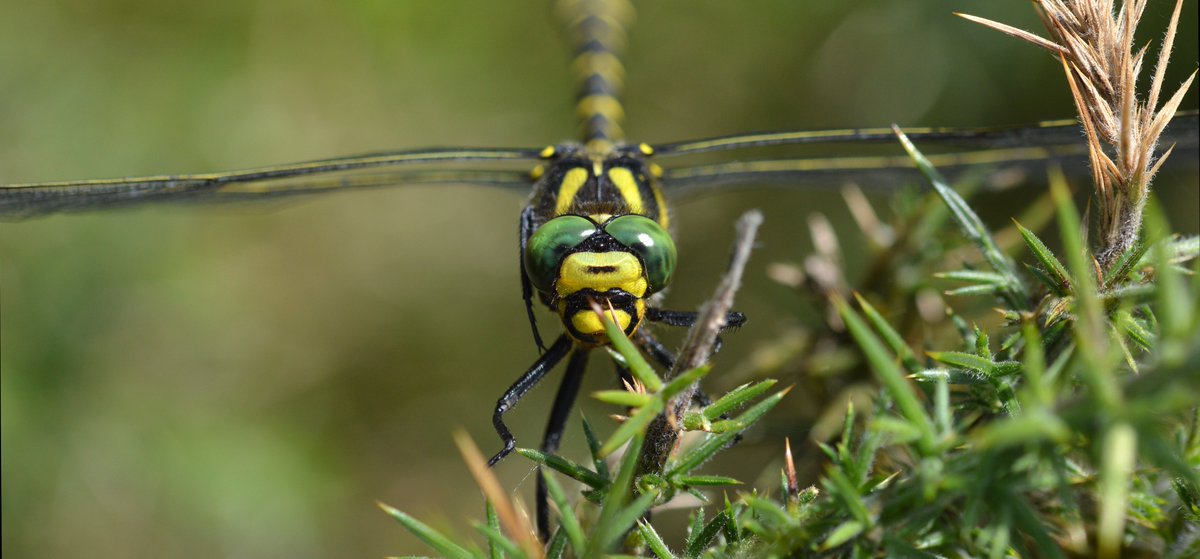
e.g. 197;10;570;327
2;0;1197;548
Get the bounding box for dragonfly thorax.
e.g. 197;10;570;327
528;143;668;229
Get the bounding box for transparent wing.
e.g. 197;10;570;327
655;111;1198;155
6;112;1196;218
0;147;540;219
658;111;1198;195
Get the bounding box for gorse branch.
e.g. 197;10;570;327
636;210;763;478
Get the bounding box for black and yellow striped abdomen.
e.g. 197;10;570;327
556;0;635;154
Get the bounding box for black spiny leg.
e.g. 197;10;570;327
488;334;574;466
613;360;635;387
645;308;746;354
536;349;590;540
519;205;547;353
637;330;676;369
645;308;747;329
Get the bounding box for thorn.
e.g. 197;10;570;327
605;297;621;327
587;296;605;317
784;438;799;502
993;307;1022;322
376;500;399;515
621;376;647;396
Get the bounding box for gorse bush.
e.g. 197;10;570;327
381;1;1197;557
380;144;1199;559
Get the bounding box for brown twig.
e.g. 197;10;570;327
634;210;763;477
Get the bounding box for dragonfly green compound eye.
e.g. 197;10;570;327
604;215;676;294
525;215;598;292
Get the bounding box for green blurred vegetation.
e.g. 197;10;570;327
0;1;1195;558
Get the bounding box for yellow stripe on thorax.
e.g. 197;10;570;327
651;184;668;228
555;251;647;298
646;162;668;227
554;167;590;215
606;167;643;214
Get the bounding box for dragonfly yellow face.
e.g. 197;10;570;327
2;0;1200;554
524;143;672;346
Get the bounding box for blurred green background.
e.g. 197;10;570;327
1;1;1195;557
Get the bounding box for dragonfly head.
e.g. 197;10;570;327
525;213;676;345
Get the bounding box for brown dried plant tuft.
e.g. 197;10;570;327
959;0;1196;268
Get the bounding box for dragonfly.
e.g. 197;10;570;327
2;0;1196;555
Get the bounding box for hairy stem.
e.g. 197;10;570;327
1096;189;1146;268
634;211;762;477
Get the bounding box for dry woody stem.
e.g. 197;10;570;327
960;0;1196;268
635;210;763;477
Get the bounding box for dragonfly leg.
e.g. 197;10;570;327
519;205;547;354
644;309;746;355
613;359;634;387
636;329;676;369
644;308;747;330
488;334;573;466
535;348;590;541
